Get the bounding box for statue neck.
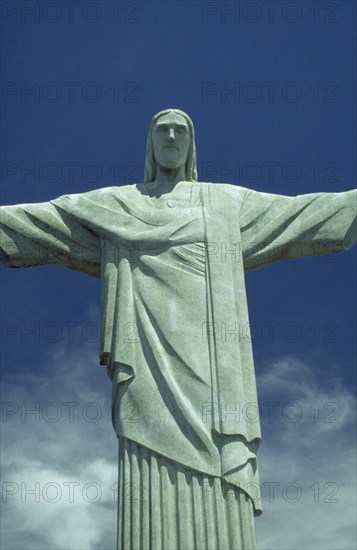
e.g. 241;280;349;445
151;164;186;187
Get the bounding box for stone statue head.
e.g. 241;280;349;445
144;109;198;183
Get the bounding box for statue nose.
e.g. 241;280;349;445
168;129;175;141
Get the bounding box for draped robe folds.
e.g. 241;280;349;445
1;182;356;516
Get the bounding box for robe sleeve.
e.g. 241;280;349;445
0;196;100;277
239;188;357;272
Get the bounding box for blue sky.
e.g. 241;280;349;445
1;1;356;549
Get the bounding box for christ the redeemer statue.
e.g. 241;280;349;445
1;109;356;550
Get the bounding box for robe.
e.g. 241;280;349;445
1;181;356;519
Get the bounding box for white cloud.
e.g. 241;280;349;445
1;345;117;550
256;357;357;550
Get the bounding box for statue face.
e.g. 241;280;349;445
152;113;190;171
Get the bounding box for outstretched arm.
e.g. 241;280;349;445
0;197;100;277
239;188;357;271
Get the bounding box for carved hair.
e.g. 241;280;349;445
144;109;198;183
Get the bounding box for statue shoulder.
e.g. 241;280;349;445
85;183;139;198
52;183;141;204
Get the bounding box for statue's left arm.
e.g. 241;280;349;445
239;188;356;271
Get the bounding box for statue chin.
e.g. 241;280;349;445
163;159;179;169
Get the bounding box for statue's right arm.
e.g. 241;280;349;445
0;197;100;277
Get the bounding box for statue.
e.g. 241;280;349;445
1;109;356;550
